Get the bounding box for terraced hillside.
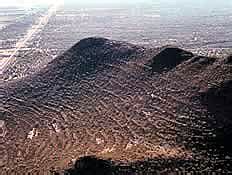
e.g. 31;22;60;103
0;38;232;174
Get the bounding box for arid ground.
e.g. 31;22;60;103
0;37;232;174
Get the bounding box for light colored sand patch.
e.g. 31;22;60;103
101;147;115;154
178;115;190;119
144;145;193;159
125;139;142;150
151;93;155;98
100;143;192;162
125;142;133;150
0;120;5;127
52;123;61;133
27;128;39;140
0;120;7;138
96;138;104;145
142;111;151;116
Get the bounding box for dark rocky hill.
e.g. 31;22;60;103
1;37;232;174
151;47;194;73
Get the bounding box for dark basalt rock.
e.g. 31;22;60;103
63;156;226;175
39;37;138;82
65;156;116;175
201;79;232;117
151;47;194;73
226;55;232;64
203;79;232;104
201;79;232;153
74;37;109;50
15;37;140;90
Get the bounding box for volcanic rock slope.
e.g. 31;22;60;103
0;38;232;173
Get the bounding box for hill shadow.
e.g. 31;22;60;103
200;79;232;154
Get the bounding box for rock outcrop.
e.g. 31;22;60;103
151;47;194;72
